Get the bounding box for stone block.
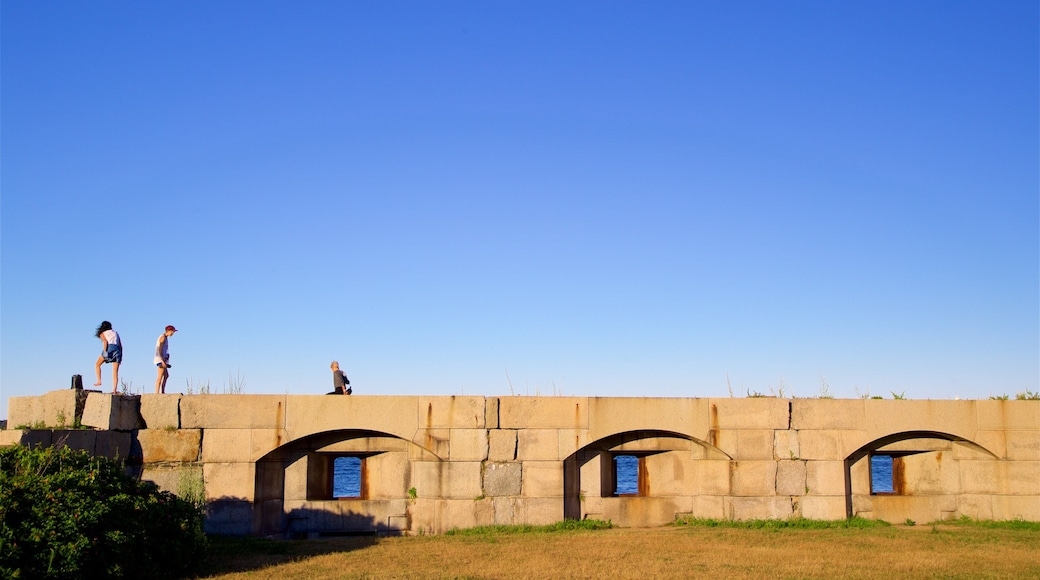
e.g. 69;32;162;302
685;495;727;519
1006;431;1040;461
776;460;807;496
366;451;411;499
707;398;788;430
94;431;133;461
283;395;418;441
799;495;845;520
51;429;97;453
799;430;864;460
488;429;517;461
499;397;588;430
315;435;409;454
792;399;864;430
417;396;486;429
0;430;28;447
901;450;959;495
956;494;994;520
976;400;1040;431
485;397;500;429
958;460;1002;494
774;429;800;460
871;494;955;524
449;428;488;461
8;390;80;428
408;498;494;533
864;400;978;441
517;429;561;461
181;394;287;430
411;461;482;499
806;460;845;496
557;428;594;459
729;461;777;496
715;429;774;461
492;497;517;524
283;456;309;502
201;429;252;463
990;495;1040;521
600;496;692;527
81;393;144;430
203;462;256;501
643;451;697;496
521;460;563;497
137;429;201;463
1005;461;1040;495
140;394;181;429
728;496;793;520
512;497;562;526
484;462;522;496
587;398;709;441
690;460;731;495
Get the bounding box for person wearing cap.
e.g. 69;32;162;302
155;325;178;394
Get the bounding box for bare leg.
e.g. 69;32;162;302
155;365;165;393
112;362;120;394
95;356;104;386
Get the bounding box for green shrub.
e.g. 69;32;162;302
0;445;207;579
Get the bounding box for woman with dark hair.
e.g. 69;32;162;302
94;321;122;393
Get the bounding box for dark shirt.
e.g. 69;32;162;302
333;370;350;393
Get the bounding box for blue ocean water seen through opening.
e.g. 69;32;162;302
870;455;894;493
333;456;362;498
615;455;638;495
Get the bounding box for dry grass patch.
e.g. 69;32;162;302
195;523;1040;580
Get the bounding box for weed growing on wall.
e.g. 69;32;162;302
0;445;207;579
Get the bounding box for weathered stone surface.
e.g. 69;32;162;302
976;400;1040;431
138;428;201;463
8;390;80;428
94;431;133;461
728;496;793;520
715;429;775;461
485;397;500;429
774;429;800;460
708;398;788;430
142;464;203;497
484;462;522;497
499;397;588;430
776;460;807;496
521;461;563;497
587;398;709;441
729;461;777;496
417;396;486;429
203;462;256;501
863;400;978;441
182;394;287;430
1006;430;1040;461
517;429;560;461
449;428;488;461
792;399;864;430
806;460;845;496
871;494;955;524
799;495;845;519
488;429;517;461
411;461;482;499
140;394;181;429
599;496;692;527
82;393;144;430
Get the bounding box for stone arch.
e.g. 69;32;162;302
563;429;730;521
842;430;999;519
253;429;441;535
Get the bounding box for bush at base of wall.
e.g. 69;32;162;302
0;444;207;579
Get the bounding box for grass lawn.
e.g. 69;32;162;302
192;520;1040;579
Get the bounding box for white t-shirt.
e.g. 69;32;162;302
154;334;169;365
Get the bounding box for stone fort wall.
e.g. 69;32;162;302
3;390;1038;536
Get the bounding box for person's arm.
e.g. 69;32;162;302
156;335;167;366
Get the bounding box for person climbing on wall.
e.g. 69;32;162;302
93;321;122;393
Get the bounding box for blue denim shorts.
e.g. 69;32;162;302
103;344;122;364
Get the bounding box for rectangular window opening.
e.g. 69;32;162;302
870;454;894;495
614;454;640;496
333;456;364;499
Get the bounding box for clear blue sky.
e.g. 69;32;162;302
2;1;1037;419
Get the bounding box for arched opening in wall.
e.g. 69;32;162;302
253;429;442;536
563;430;730;524
844;430;999;522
